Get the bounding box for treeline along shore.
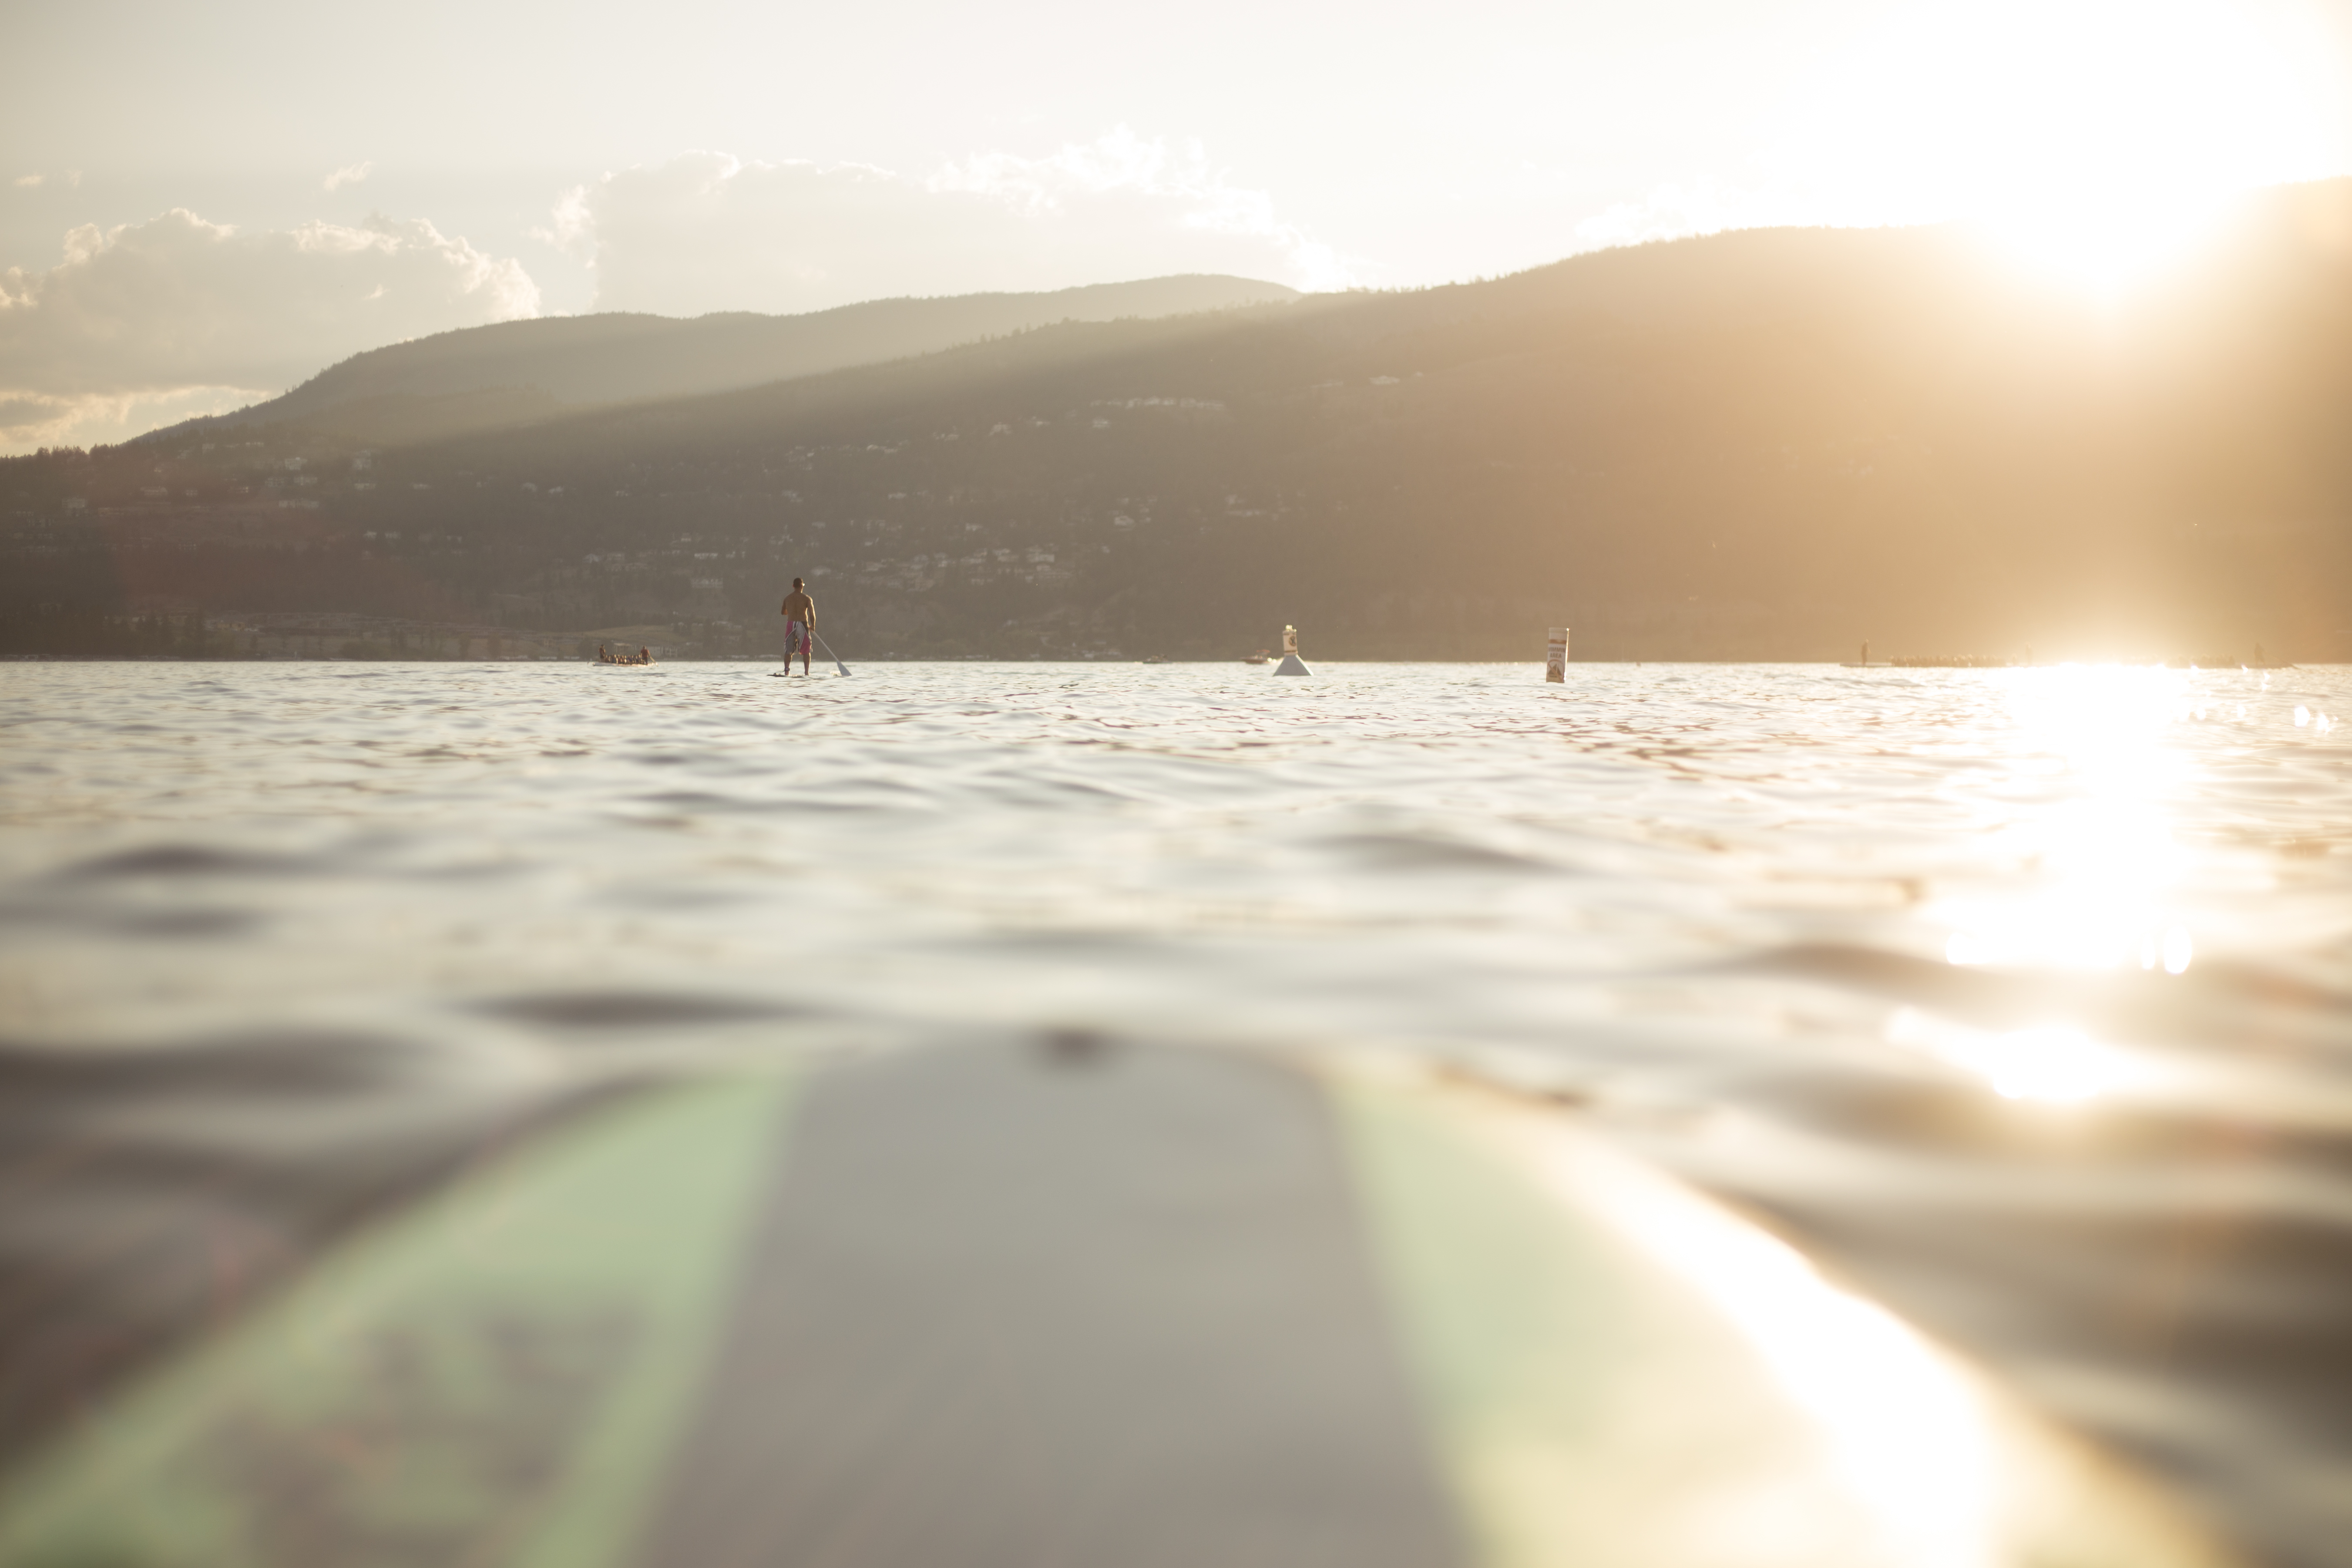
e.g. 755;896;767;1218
8;186;2351;663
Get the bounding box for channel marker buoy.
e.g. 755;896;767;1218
1274;624;1311;676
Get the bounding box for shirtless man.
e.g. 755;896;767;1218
779;578;817;675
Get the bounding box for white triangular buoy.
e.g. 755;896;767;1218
1273;623;1311;675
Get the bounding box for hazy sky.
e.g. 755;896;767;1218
4;0;2349;452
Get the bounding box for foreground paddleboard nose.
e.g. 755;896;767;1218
0;1043;2232;1568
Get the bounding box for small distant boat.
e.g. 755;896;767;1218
1244;650;1271;665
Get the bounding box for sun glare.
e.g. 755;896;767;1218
1975;190;2243;303
1933;667;2197;972
1889;1010;2133;1104
1837;0;2351;301
1552;1132;2003;1568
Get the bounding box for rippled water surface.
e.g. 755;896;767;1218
4;660;2349;1563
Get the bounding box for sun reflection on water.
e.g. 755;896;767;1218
1938;666;2200;975
1888;1008;2137;1104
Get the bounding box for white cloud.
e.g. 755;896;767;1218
12;174;41;189
0;207;538;453
930;127;1351;289
0;386;273;452
531;182;595;259
554;131;1354;317
323;161;374;192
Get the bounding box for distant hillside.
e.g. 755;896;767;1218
18;185;2352;662
138;275;1300;448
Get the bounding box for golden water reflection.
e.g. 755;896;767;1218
1888;1007;2138;1103
1939;666;2201;975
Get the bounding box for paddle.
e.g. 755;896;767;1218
812;631;851;677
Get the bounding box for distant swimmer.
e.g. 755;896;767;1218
780;577;817;676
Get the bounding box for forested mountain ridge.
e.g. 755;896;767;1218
14;184;2352;663
134;274;1302;450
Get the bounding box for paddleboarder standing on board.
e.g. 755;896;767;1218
780;578;817;675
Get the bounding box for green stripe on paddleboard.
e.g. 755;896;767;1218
1333;1071;2238;1568
0;1074;796;1568
1335;1074;1780;1568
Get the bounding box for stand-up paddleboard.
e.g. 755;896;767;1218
0;1048;2235;1568
772;632;848;676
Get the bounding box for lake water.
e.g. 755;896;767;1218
3;659;2348;1565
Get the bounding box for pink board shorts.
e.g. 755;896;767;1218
786;620;809;655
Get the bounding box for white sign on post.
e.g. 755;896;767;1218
1546;628;1570;682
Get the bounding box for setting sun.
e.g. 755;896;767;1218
1814;0;2350;297
1982;0;2338;292
1974;188;2245;301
